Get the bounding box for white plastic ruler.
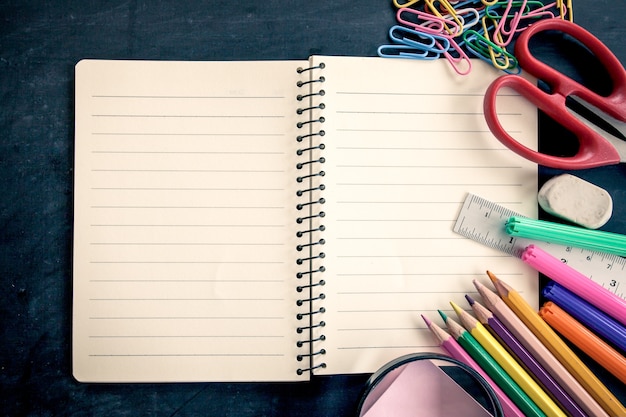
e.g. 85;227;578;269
453;193;626;299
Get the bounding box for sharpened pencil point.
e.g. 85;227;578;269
421;314;432;327
438;309;448;322
486;270;497;284
450;301;463;316
465;294;475;306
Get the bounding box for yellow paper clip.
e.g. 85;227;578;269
424;0;464;36
392;0;422;8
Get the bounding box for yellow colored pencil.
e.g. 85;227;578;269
451;302;567;417
489;274;626;417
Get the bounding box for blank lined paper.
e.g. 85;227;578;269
73;60;305;382
312;56;538;375
73;57;539;382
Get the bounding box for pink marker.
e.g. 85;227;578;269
521;245;626;326
422;315;525;417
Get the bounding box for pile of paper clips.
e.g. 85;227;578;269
378;0;573;75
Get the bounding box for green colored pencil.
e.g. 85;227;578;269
440;311;547;417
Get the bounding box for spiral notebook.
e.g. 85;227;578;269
72;56;538;382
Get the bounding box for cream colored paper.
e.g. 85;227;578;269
73;59;305;382
311;56;538;375
73;57;538;382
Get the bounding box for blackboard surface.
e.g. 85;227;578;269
2;1;625;415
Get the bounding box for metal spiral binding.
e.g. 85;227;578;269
295;62;327;376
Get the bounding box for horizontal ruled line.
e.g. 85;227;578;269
336;165;521;169
91;151;285;155
337;345;431;350
338;291;469;295
89;353;285;357
336;237;462;240
336;183;522;187
92;114;284;118
92;133;284;137
338;309;423;313
337;327;422;331
336;110;482;115
90;206;284;209
89;335;283;338
336;219;453;222
337;147;507;151
91;169;284;173
91;187;284;191
92;95;284;99
337;128;493;133
336;91;484;97
90;242;284;246
89;279;284;282
89;298;283;301
89;261;285;264
336;255;509;258
337;273;485;277
90;316;284;320
336;201;461;204
90;224;285;227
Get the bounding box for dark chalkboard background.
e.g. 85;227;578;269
2;1;625;415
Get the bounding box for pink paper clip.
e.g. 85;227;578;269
396;7;462;37
493;0;527;47
441;37;472;75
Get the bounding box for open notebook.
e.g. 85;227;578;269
73;56;538;382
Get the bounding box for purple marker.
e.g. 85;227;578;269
543;281;626;352
465;294;587;417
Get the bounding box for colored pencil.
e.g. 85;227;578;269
451;302;566;417
467;296;586;417
422;314;526;417
475;277;610;417
521;244;626;326
540;302;626;385
489;273;626;417
440;311;546;417
543;281;626;352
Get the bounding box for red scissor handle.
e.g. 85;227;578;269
484;19;626;169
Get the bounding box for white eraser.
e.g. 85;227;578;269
538;174;612;229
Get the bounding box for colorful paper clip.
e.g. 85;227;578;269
388;25;451;53
377;44;441;60
381;0;574;75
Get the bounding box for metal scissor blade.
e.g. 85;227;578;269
567;96;626;161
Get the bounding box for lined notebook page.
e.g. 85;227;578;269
73;60;305;382
312;56;538;375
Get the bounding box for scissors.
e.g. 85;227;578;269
483;19;626;169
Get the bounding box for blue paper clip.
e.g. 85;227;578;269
377;44;440;60
388;25;451;53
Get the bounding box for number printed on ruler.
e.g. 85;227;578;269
453;193;626;299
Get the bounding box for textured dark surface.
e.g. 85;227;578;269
1;1;625;416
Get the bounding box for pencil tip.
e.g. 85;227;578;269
437;309;448;322
449;301;463;316
465;294;475;305
421;314;431;326
486;270;497;283
493;278;509;295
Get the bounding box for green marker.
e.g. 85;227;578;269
506;216;626;257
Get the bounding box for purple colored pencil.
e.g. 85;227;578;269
466;295;587;417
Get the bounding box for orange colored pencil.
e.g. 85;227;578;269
540;302;626;385
488;272;626;417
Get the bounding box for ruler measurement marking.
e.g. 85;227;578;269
454;193;625;299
